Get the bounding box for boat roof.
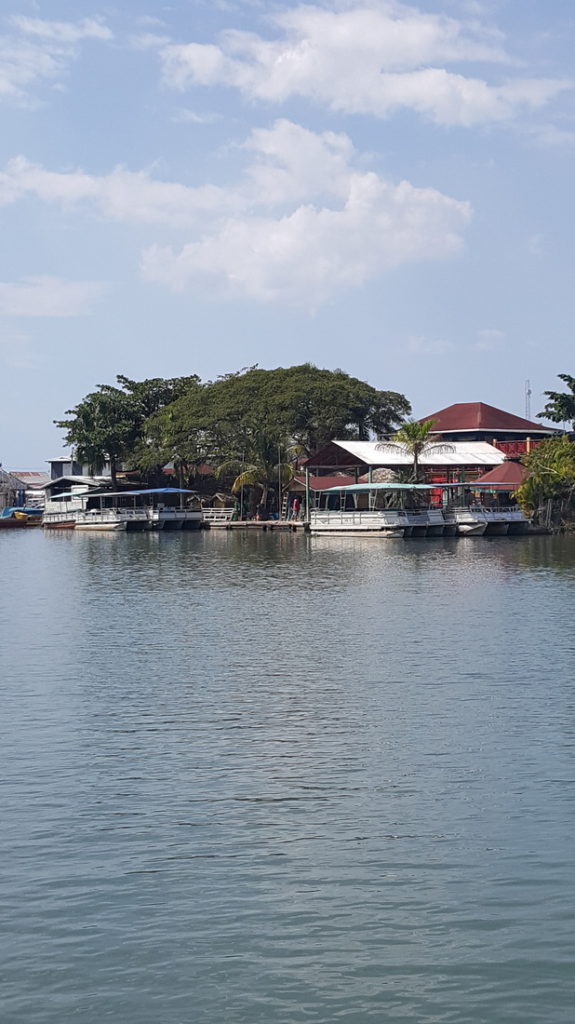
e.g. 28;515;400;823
87;487;195;498
47;490;91;499
323;481;522;493
324;482;436;492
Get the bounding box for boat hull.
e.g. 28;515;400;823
0;518;42;529
456;522;487;536
484;522;509;535
507;521;530;535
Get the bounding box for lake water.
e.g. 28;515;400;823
2;528;575;1023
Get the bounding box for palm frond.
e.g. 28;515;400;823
423;442;455;455
231;470;263;493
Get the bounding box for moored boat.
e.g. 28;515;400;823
0;507;43;529
43;486;201;531
450;506;487;536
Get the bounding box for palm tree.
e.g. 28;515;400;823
215;435;297;515
375;419;454;483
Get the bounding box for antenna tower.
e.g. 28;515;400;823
525;379;532;420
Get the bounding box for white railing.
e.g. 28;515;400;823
76;508;149;524
43;511;76;526
451;506;487;523
202;508;236;523
310;509;407;530
148;508;202;522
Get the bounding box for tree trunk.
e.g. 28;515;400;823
110;456;118;489
413;451;419;483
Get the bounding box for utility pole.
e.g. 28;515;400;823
525;380;532;420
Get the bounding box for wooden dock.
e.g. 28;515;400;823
203;519;308;532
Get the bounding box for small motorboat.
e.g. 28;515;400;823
0;507;43;529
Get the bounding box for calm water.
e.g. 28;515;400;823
1;529;575;1023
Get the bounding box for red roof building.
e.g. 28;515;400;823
420;402;556;458
472;461;528;490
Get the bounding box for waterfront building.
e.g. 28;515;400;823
420;402;556;458
0;468;27;510
303;439;505;483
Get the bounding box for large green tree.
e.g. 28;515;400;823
56;374;200;486
139;364;411;474
539;374;575;429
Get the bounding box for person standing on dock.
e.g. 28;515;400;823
291;496;300;520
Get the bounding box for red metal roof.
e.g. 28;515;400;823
292;474;356;490
420;402;554;434
473;461;528;488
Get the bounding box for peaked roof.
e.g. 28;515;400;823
473;461;528;488
421;402;555;434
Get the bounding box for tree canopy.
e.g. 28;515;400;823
138;364;411;473
56;364;411;500
55;374;200;484
539;374;575;429
516;435;575;515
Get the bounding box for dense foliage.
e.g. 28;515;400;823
55;375;200;485
539;374;575;429
56;364;411;505
138;364;410;467
516;436;575;516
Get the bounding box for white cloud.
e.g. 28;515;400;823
159;2;570;127
10;17;112;44
0;276;105;317
0;121;472;307
130;32;171;52
171;107;223;124
0;156;241;225
139;122;472;306
407;335;455;355
472;327;505;351
0;16;112;104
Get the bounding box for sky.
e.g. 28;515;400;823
1;0;574;467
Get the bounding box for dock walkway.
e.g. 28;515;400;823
203;519;308;532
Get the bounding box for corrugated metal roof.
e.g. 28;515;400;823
0;468;26;489
316;440;505;467
11;471;51;487
43;475;110;489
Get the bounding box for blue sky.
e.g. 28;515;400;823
1;0;574;467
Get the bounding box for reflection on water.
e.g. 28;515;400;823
1;530;575;1023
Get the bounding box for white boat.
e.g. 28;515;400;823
309;482;434;536
448;506;487;536
482;509;510;535
43;487;201;532
43;488;93;529
505;506;530;534
309;507;408;535
299;480;531;540
74;507;149;531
